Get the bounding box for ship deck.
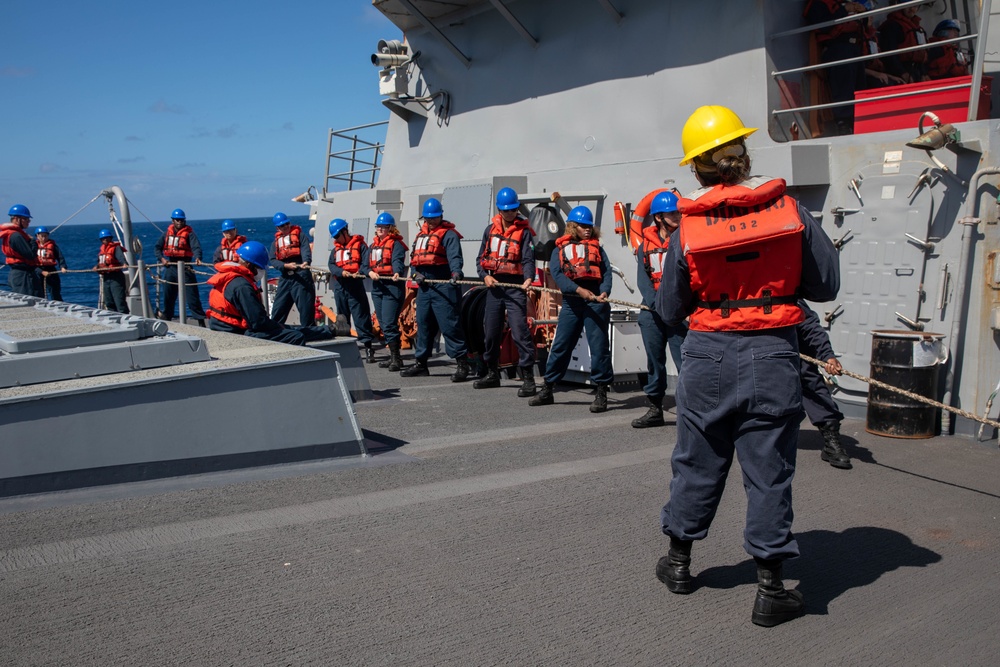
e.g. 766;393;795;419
1;356;998;666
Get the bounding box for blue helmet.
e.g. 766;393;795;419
170;208;186;221
567;206;594;226
933;19;961;37
375;212;396;227
422;198;444;218
34;226;50;235
273;211;290;227
221;219;236;231
8;204;32;219
649;191;680;215
98;228;114;240
328;218;349;237
495;187;520;211
236;240;269;269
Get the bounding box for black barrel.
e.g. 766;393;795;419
866;330;946;438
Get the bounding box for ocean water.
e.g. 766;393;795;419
1;215;312;311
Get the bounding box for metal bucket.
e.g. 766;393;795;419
866;330;947;438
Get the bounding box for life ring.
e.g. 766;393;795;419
628;188;672;253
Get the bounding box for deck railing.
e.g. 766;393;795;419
323;120;389;195
769;0;992;132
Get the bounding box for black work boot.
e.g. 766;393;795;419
751;558;804;627
386;345;403;372
517;366;537;397
365;343;377;364
474;365;501;389
378;344;393;368
451;355;471;383
400;359;429;377
819;421;852;469
590;384;609;413
632;395;665;428
655;537;693;594
529;382;553;406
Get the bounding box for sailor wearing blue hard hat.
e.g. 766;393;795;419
927;19;969;79
631;189;688;428
530;205;614;412
400;198;471;381
327;217;377;361
34;224;68;301
268;211;316;327
207;240;334;345
473;187;538;396
213;219;246;263
1;204;44;297
367;212;408;371
154;207;206;324
95;228;129;312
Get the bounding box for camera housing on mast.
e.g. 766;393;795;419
372;39;411;69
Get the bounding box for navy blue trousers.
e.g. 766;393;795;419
638;308;687;399
41;271;63;301
543;296;612;385
662;328;802;562
334;279;374;345
801;361;844;425
101;272;128;313
162;264;205;320
414;282;467;361
247;324;333;346
372;281;404;347
271;269;315;326
7;265;43;297
483;285;535;368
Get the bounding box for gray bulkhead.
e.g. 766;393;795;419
312;0;1000;435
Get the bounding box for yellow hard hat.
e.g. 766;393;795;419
679;105;758;166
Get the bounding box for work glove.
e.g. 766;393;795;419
413;272;425;285
450;273;460;286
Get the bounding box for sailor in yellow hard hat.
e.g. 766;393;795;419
653;105;841;627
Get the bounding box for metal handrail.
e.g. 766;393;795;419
770;0;928;40
770;34;975;78
771;0;992;127
773;83;971;116
324;120;389;194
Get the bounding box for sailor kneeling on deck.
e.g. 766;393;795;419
207;241;334;346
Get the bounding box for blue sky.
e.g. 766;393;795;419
1;1;400;225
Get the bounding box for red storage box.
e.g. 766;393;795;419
854;75;992;134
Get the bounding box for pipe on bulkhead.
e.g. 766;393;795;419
942;167;1000;432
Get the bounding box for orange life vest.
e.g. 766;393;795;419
679;177;804;332
162;223;194;260
370;233;407;276
1;223;38;266
36;239;59;268
803;0;864;44
207;262;260;331
411;221;461;267
479;214;532;275
274;225;303;261
98;241;125;272
555;235;603;281
927;38;968;79
884;12;928;64
641;225;670;291
333;235;366;273
219;235;246;262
